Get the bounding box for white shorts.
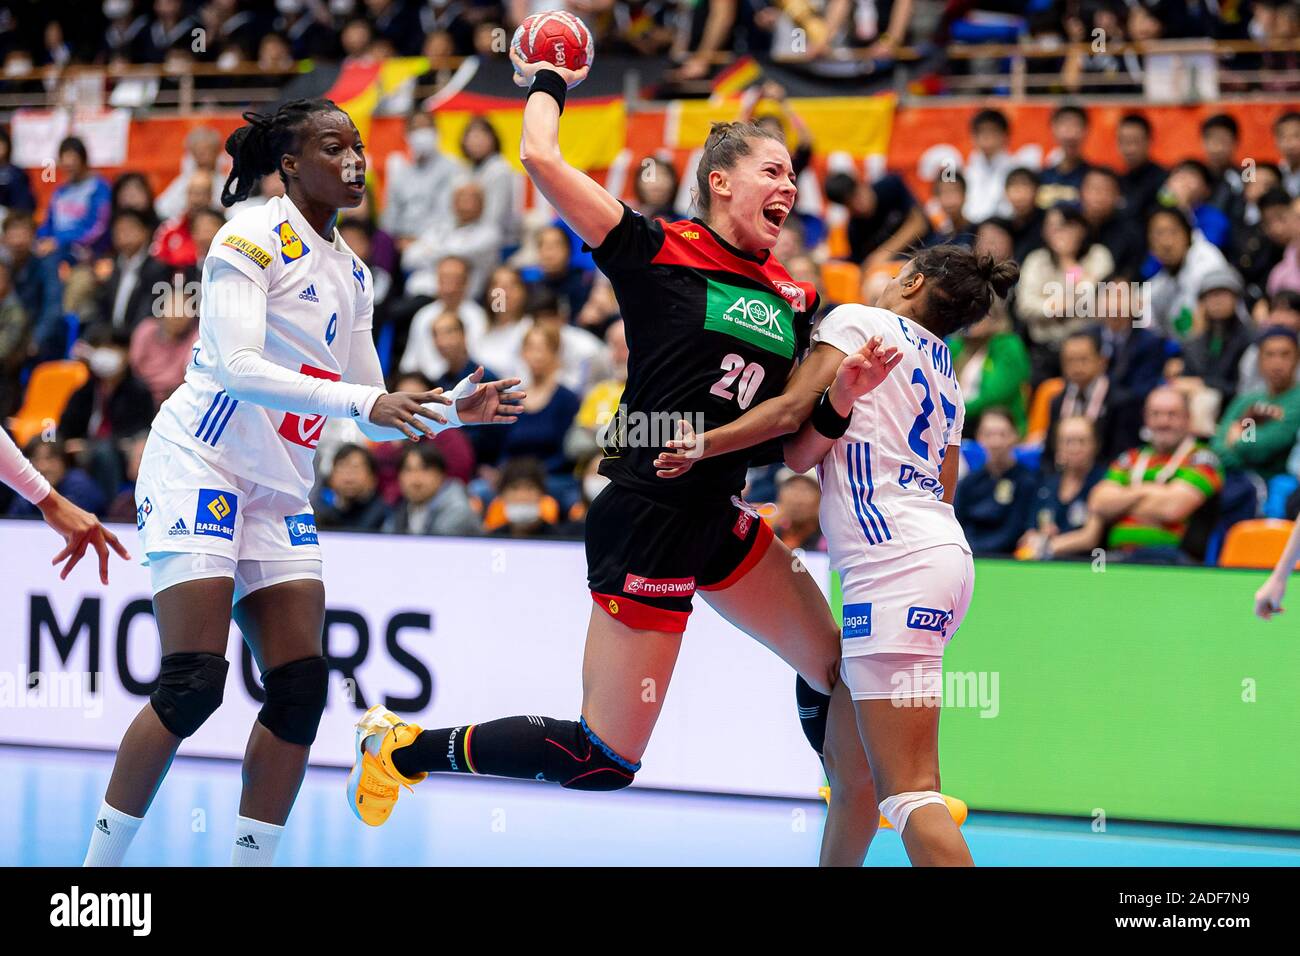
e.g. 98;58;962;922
135;431;322;568
837;544;974;700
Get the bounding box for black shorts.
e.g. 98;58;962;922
585;482;775;633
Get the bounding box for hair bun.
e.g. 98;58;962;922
978;254;1019;298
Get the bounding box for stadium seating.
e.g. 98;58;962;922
7;361;89;447
1218;519;1299;570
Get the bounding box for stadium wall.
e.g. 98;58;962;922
1;519;1296;829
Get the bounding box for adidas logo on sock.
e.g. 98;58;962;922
95;818;110;835
298;284;319;302
235;834;259;850
168;518;188;536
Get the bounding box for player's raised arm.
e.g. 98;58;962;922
510;54;622;249
1255;517;1300;620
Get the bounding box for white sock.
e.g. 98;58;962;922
231;815;284;867
82;802;144;867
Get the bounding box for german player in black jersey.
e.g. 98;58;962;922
346;54;896;831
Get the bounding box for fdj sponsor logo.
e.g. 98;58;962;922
704;279;794;358
842;602;873;638
135;496;152;531
285;513;319;546
194;489;238;540
907;606;953;635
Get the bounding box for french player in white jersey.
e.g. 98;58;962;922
655;245;1019;865
81;100;523;868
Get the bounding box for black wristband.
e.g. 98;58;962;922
810;387;852;439
528;69;567;114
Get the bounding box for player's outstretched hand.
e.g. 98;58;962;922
828;335;902;413
510;49;589;89
654;418;701;479
38;490;131;584
371;389;452;441
455;366;527;424
1255;574;1287;621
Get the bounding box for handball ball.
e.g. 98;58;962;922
511;10;595;74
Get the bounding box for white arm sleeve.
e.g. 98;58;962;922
205;260;383;422
341;325;469;443
0;429;51;504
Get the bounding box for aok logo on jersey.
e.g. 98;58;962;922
704;278;795;358
278;364;341;448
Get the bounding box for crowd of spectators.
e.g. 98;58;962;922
2;15;1300;564
0;2;1296;95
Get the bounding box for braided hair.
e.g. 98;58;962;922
220;98;343;208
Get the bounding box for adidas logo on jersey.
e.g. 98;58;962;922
235;834;259;850
298;284;319;302
95;818;110;835
168;518;189;536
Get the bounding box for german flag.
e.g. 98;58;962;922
709;56;763;103
324;57;430;140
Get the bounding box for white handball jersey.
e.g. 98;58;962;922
152;195;375;498
811;304;971;574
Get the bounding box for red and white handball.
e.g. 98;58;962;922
511;10;595;74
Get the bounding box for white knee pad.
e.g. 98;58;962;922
878;790;947;834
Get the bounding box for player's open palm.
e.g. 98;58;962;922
40;490;131;584
371;388;452;440
828;335;902;413
456;366;526;424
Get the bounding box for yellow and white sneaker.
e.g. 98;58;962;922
347;705;427;827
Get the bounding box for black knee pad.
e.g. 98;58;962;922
546;717;639;792
795;673;830;759
257;655;329;745
150;652;229;739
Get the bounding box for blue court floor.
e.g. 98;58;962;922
3;745;1298;866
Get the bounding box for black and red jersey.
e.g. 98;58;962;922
588;203;819;505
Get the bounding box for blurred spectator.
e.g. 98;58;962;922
1146;207;1232;339
403;179;500;299
1211;327;1300;480
274;0;339;60
0;125;34;213
476;264;530;380
1037;106;1092;208
1;212;63;361
1238;291;1300;394
774;472;825;552
573;271;622;337
1018;415;1107;560
1178;267;1253;408
521;224;593;317
1116;113;1166;220
1004;167;1046;262
313;442;390;531
257;31;297;71
6;436;104;518
560;451;606;532
492;323;580;474
1088;386;1224;564
367;0;424;56
1092;277;1167;403
61;324;155;484
339;185;399;277
567;318;627;461
105;429;149;524
632;155;685;221
429;311;497;393
128;282;198;407
1160;159;1231;251
0;257;29;417
1265;192;1300;298
382;110;462;252
1234;178;1289;308
963;108;1018;223
1080;166;1146;279
927;173;975;247
198;0;260;65
154;126;226;222
111;172;160;234
459;115;523;250
190;207;225;268
151;170;216;269
103;0;149;63
526;289;608;394
37;137;112;262
400;256;489;381
1047;330;1139;465
1201;113;1243;212
489;456;562;538
1016;204;1114;382
824;170;932;268
141;0;198;64
1276;111;1300;197
93;209;172;333
954;409;1037;556
949;311;1030;437
381;443;480;536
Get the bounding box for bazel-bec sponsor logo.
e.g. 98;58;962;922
622;574;696;597
49;886;151;936
842;602;873;638
907;606;953;635
194;489;238;540
285;513;319;546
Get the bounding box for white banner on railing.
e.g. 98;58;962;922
0;520;825;799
